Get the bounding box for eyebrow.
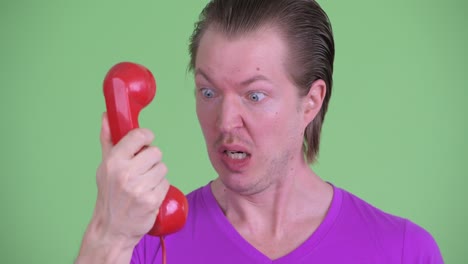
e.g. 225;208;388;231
194;69;213;84
240;75;270;86
195;68;271;87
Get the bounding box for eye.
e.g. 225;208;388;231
248;91;266;102
200;88;215;99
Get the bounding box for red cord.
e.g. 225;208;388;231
160;236;166;264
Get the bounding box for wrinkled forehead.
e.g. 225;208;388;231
204;18;291;46
193;25;303;97
197;24;292;60
194;24;296;84
196;26;287;66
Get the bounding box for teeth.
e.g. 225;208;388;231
226;151;247;159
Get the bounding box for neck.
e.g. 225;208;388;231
211;163;333;238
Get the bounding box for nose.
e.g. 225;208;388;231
217;95;243;132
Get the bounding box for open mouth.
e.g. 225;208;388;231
224;150;250;160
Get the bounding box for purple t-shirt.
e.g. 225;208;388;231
131;183;443;263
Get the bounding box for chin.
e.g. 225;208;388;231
217;172;268;196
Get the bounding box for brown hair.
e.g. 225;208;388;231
188;0;335;163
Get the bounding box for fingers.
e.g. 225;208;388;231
95;112;171;240
150;178;170;208
133;161;169;193
113;128;155;160
131;146;163;176
100;113;113;159
127;149;168;197
128;166;170;217
146;178;170;215
100;112;155;160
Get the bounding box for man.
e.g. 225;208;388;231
76;0;443;263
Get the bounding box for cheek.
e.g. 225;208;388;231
196;104;216;138
266;110;304;143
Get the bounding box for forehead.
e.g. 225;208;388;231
195;26;289;78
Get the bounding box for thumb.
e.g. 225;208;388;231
100;112;113;159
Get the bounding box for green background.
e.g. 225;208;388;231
1;0;466;263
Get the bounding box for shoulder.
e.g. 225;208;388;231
185;183;215;216
401;220;444;263
185;184;207;204
336;187;443;263
338;187;408;231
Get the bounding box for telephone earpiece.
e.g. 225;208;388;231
103;62;188;237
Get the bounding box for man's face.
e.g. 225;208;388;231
194;27;310;195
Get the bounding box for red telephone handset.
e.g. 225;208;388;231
103;62;188;237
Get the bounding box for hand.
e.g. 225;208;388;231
94;113;170;244
76;113;170;264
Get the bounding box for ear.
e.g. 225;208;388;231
302;79;326;126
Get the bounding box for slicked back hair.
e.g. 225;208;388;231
189;0;335;163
